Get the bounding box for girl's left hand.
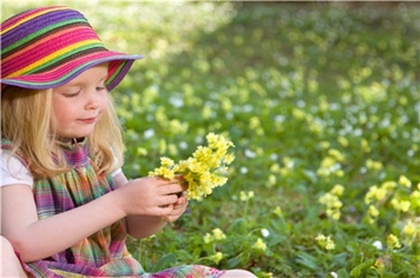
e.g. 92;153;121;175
164;192;188;222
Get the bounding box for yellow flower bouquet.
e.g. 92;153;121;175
149;133;235;200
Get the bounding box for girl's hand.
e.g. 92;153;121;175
164;192;188;222
116;177;184;217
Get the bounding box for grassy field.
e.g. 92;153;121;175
2;1;419;277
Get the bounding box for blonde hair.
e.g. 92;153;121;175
1;86;124;179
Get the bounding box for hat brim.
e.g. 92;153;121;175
1;51;143;91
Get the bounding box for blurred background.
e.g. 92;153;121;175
2;1;419;277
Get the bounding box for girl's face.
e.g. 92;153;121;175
52;64;109;139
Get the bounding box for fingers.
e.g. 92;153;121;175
174;195;188;207
156;181;185;196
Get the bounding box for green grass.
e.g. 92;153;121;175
3;1;419;277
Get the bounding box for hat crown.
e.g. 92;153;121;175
1;6;142;91
1;6;106;79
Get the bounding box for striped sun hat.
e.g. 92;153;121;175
1;5;143;91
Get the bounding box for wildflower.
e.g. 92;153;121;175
204;228;226;244
273;206;282;217
365;159;383;171
319;191;343;220
315;234;335;251
209;252;223;264
372;240;383;250
328;149;345;162
260;272;274;278
368;205;380;218
149;133;235;200
361;139;371;153
267;174;277;187
240;167;248;174
330;272;338;278
390;199;410;212
364;185;388;204
402;221;416;236
331;184;345;196
252;238;267;252
317;155;343;178
292;108;306;120
381;181;397;191
240;191;254;201
261;228;270;238
386;234;401;249
398;175;412;188
212;228;226;241
338;136;349;148
320;141;330;149
374;257;385;271
203;233;213;244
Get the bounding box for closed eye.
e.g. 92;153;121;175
63;91;81;98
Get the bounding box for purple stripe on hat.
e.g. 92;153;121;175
106;62;134;91
2;9;88;48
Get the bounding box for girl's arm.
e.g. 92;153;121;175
1;177;183;262
113;173;188;239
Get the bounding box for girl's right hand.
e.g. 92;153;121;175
116;177;184;217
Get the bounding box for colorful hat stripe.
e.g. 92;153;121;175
8;40;103;78
1;6;69;35
2;24;87;65
1;5;143;91
2;19;89;57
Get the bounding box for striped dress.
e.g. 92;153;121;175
2;139;225;278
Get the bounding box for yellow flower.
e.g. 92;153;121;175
267;174;277;187
240;191;254;201
149;133;235;200
381;181;397;191
328;149;345;162
398;175;412;188
390;199;410;212
366;159;383;171
387;234;401;249
402;221;416;236
273;206;282;217
361;139;371;153
331;184;345;196
368;205;380;217
338;136;349;148
203;228;226;243
364;185;388;204
209;252;223;264
203;233;213;244
212;228;226;241
316;234;335;251
252;238;267;252
319;191;343;220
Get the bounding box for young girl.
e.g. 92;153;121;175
1;6;256;278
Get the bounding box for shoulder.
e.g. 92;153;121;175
1;140;33;188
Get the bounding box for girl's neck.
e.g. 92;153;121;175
56;137;85;144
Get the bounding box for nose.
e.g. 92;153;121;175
85;88;101;110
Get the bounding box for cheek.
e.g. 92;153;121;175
52;99;73;125
99;96;109;113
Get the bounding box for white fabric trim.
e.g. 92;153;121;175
1;151;33;187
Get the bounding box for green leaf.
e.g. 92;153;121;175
151;253;176;272
349;258;375;277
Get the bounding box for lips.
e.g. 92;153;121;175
78;117;97;124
